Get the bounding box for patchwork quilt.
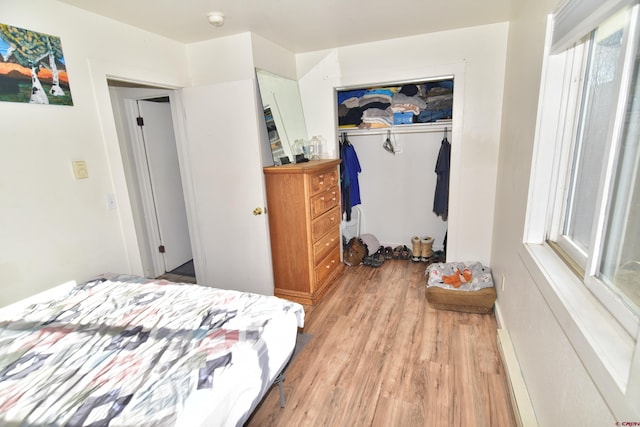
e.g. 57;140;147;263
0;275;304;426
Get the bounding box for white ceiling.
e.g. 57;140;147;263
57;0;513;53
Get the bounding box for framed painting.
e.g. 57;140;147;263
0;23;73;105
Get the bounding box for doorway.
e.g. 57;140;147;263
108;82;194;280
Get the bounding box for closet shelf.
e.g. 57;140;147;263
337;120;451;136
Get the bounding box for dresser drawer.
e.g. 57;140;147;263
312;206;341;241
309;168;339;196
314;245;341;286
310;186;339;219
313;227;340;265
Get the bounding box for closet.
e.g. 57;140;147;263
336;78;452;253
263;159;343;305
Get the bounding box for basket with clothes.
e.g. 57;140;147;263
424;262;497;313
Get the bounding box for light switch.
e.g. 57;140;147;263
72;160;88;179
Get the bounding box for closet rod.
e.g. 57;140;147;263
338;121;452;137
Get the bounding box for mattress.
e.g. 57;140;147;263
176;307;299;427
0;274;304;426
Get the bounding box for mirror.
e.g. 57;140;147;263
256;69;308;165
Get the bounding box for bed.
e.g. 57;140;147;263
0;274;304;426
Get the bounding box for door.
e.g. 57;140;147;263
136;98;192;273
181;80;274;295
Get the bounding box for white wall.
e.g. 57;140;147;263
251;34;298;81
296;23;509;263
491;0;617;425
346;131;449;250
187;33;256;85
0;0;189;305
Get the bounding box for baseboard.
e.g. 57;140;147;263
497;328;538;427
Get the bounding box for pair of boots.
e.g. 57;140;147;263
411;236;433;262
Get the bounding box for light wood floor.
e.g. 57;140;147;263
247;260;517;427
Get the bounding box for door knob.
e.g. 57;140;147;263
253;207;263;215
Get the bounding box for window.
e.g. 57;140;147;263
525;0;640;417
550;5;640;336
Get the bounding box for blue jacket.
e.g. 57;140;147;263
340;142;362;221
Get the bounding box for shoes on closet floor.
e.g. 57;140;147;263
420;236;434;262
363;247;385;267
400;245;411;260
411;236;422;262
392;246;402;259
432;250;446;263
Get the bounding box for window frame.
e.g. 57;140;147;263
523;9;640;420
548;40;589;262
549;6;640;337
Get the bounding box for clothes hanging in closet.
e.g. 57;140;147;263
433;132;451;219
340;134;362;221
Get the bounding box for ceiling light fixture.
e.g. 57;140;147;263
207;12;225;27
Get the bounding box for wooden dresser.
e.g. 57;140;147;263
264;159;344;305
